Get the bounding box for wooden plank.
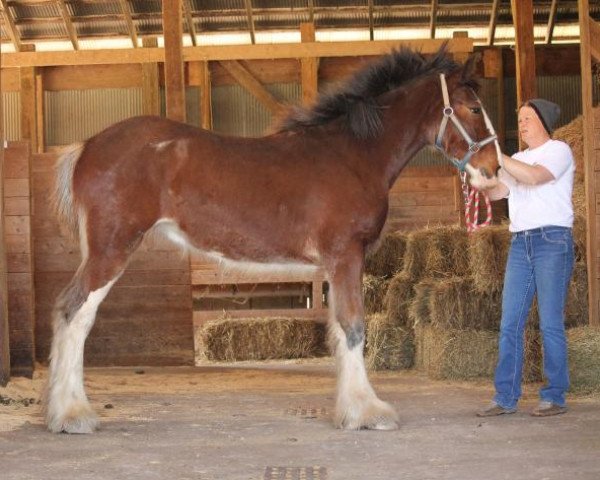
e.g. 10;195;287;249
56;0;79;50
1;68;19;91
219;60;284;114
429;0;438;39
43;64;143;90
1;38;474;68
162;0;186;122
35;72;44;153
511;0;537;110
300;23;319;106
194;61;212;129
190;268;327;285
0;0;21;52
141;56;160;115
590;18;600;63
4;197;30;216
118;0;139;48
580;1;599;327
0;39;10;384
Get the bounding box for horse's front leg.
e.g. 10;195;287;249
327;249;399;430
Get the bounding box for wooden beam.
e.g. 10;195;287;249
368;0;374;41
300;23;318;106
308;0;315;23
511;0;537;109
141;38;160;116
0;38;10;387
589;17;600;62
219;60;283;114
545;0;558;44
487;0;500;46
35;72;44;153
118;0;138;48
196;61;212;130
429;0;438;39
19;66;37;152
579;0;599;327
1;38;474;68
0;0;21;52
244;0;256;45
56;0;79;50
483;48;505;147
183;0;198;47
162;0;186;122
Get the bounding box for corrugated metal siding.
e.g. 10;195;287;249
45;88;143;146
504;75;588;154
2;92;21;141
211;83;301;137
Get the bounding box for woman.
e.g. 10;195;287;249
478;98;575;417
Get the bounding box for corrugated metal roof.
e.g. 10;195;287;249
0;0;598;50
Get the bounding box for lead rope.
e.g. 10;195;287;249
460;171;492;233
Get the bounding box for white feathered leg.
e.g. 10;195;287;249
46;278;117;434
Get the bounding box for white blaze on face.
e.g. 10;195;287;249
466;96;502;190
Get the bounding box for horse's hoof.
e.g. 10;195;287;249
47;406;98;434
335;400;399;431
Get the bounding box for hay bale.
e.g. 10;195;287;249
427;277;502;330
363;275;390;314
402;225;469;281
384;271;415;328
408;278;438;326
365;232;407;278
469;225;511;293
415;325;498;380
572;183;586;262
364;313;414;371
553;115;584;184
523;326;543;383
196;317;328;362
566;261;588;328
568;326;600;394
414;324;543;382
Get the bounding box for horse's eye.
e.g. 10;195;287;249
470;107;482;114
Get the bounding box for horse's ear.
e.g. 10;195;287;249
461;52;482;82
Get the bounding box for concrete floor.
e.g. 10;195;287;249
1;361;600;480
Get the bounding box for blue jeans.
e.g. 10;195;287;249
493;226;574;409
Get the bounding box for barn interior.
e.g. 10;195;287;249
1;2;600;479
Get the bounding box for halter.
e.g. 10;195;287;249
434;73;498;172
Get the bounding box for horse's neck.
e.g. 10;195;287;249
375;81;440;189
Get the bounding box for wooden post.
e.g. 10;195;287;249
162;0;186;122
579;0;599;327
511;0;537;106
0;37;10;386
483;48;505;148
198;61;212;129
19;63;37;153
35;72;44;153
300;23;319;106
141;38;160;116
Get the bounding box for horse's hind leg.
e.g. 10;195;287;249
46;254;125;434
327;248;399;430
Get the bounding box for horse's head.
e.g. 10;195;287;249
433;56;501;189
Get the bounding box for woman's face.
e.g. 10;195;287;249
518;105;548;146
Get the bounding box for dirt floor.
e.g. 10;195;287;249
1;359;600;480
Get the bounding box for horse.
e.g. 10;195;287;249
46;46;501;434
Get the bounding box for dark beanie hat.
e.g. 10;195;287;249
524;98;561;134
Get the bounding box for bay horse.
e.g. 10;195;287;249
47;46;500;434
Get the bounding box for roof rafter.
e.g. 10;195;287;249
56;0;78;50
0;0;21;51
429;0;438;39
545;0;558;44
487;0;501;46
244;0;255;44
183;0;197;47
118;0;138;48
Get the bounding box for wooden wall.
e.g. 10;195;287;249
32;152;194;366
3;142;35;377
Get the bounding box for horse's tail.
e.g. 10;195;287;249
53;143;85;241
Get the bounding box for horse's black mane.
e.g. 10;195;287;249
277;45;478;140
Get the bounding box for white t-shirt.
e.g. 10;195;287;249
499;139;574;232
